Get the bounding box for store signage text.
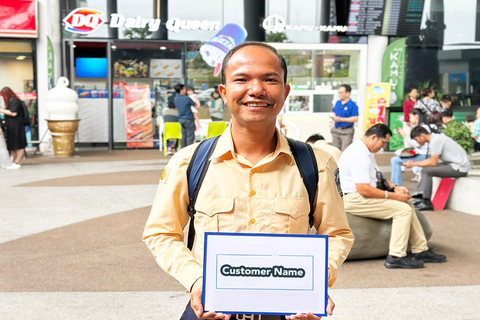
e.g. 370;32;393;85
63;8;220;34
262;14;348;33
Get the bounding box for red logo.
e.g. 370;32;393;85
63;8;105;34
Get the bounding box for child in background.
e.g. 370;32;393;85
186;87;201;130
465;114;475;133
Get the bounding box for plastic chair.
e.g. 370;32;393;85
206;121;227;139
163;122;182;156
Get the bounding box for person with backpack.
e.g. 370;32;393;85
0;87;27;167
337;124;446;269
413;88;444;115
143;42;354;320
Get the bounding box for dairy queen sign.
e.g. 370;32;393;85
63;8;220;34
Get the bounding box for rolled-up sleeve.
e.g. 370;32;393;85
314;156;354;287
142;148;203;291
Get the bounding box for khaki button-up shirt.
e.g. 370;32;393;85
143;127;354;291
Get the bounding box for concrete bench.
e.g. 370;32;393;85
346;210;432;261
432;174;480;216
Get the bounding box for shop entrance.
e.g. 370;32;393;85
63;39;186;149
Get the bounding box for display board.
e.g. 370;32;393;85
348;0;424;36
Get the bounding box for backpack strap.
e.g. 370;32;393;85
287;138;319;227
186;136;220;250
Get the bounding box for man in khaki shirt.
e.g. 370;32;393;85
143;42;354;320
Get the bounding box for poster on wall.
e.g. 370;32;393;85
388;111;405;151
114;59;149;78
149;59;182;78
123;85;153;148
363;83;391;133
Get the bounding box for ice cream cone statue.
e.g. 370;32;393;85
45;77;80;157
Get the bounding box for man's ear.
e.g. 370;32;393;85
284;84;291;101
219;84;227;105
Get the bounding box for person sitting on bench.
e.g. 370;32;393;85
404;126;471;211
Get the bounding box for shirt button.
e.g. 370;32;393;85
250;190;256;196
250;218;256;224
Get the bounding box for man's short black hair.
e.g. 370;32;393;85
306;134;325;144
411;126;430;139
466;115;475;122
339;84;352;93
441;109;453;118
174;84;185;94
221;41;288;85
408;87;417;93
440;94;452;102
365;123;392;138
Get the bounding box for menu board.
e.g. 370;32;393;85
348;0;425;36
149;59;182;78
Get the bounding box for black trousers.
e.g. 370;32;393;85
180;302;286;320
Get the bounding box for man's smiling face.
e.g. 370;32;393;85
219;45;290;128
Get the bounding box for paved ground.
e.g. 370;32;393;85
1;149;479;320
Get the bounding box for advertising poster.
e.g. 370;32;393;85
364;83;391;133
388;111;405;151
123;85;153;148
381;38;405;107
113;59;149;78
149;59;182;78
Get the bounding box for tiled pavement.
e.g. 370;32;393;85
1;149;479;320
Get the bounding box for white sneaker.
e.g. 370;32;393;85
4;163;21;169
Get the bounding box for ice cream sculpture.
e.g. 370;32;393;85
45;77;79;120
200;23;248;77
45;77;80;156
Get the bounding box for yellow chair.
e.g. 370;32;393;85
206;121;227;139
163;122;182;156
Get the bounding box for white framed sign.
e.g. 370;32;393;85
149;59;182;78
202;232;328;317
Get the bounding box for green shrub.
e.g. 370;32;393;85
441;120;473;153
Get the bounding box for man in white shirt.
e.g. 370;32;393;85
404;126;471;210
337;124;446;269
306;134;342;161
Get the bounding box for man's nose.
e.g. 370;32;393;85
247;79;265;96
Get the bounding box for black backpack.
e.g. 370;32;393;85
185;136;319;249
20;100;30;126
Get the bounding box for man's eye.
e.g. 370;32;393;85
233;78;246;82
265;78;279;83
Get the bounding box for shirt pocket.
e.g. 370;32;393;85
271;197;310;234
194;195;235;233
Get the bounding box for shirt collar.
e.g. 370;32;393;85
210;125;295;166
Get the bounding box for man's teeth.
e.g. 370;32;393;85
245;103;268;107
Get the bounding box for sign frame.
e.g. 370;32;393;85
202;232;329;317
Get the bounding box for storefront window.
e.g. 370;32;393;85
277;46;361;114
111;41;183;148
0;40;37;141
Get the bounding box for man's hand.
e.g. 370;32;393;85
332;116;342;123
403;160;414;169
285;295;335;319
190;278;231;319
394;185;409;195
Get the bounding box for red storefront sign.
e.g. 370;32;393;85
0;0;38;38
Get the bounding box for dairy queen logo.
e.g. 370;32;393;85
63;8;105;34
